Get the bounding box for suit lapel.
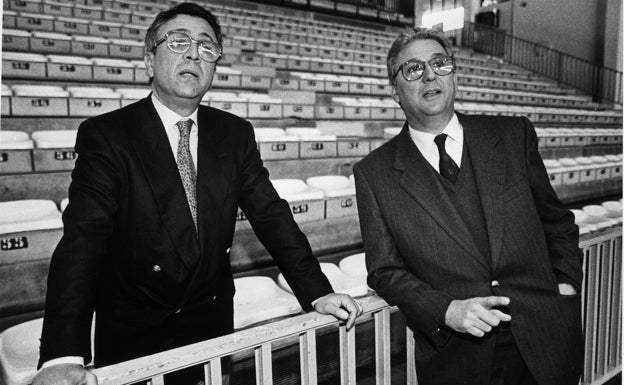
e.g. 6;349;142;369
195;106;233;257
394;123;489;270
460;113;505;271
130;97;200;270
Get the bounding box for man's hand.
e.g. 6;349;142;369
558;283;577;295
313;293;363;330
32;363;97;385
444;296;511;337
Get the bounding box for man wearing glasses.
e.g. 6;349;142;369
34;3;361;384
353;28;583;385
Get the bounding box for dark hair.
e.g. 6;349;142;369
145;2;222;53
386;27;454;85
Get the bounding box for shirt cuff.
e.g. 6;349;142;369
41;356;85;369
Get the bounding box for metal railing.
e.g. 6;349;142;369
461;22;623;105
92;226;622;385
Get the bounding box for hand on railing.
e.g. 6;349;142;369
33;363;98;385
444;296;512;337
312;293;363;330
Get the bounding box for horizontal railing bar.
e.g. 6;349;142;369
580;227;622;248
93;295;393;385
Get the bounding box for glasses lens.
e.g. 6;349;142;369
198;41;221;63
402;61;425;81
167;32;191;53
431;56;454;76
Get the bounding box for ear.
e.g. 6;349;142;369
391;85;400;105
144;52;155;79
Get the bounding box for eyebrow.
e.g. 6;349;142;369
167;28;216;42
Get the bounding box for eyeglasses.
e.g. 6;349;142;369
393;55;455;82
154;30;222;63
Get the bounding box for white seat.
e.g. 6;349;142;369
601;201;622;220
383;127;402;138
31;130;77;149
60;198;69;213
12;85;68;97
0;200;63;234
0;317;95;385
92;58;134;68
67;87;120;99
116;88;151;99
48;55;93;65
233;276;301;329
278;263;368;297
0;131;34;150
284;128;336;141
582;205;617;229
2;52;47;63
306;175;355;197
338;252;369;290
270;179;324;201
254;128;298;142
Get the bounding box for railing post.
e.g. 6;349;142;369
374;309;391;385
339;325;357;385
255;343;273;385
204;358;223;385
300;330;318;385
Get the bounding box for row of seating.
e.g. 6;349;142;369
0;174;357;257
3;125;620;173
0;252;369;385
544;155;622;200
4;0;405;45
572;200;622;235
3;84;619;125
3;50;572;100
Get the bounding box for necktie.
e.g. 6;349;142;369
176;119;197;231
434;134;459;184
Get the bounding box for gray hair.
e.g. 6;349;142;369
386;27;454;85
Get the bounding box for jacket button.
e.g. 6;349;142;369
152;265;161;272
491;280;500;287
175;308;181;314
226;247;231;253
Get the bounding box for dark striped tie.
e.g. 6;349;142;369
434;134;459;184
176;119;197;231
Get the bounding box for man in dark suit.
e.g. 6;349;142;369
353;28;583;385
33;3;361;384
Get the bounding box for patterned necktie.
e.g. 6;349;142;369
176;119;197;231
434;134;460;184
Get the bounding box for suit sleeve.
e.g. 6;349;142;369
522;117;583;289
353;163;454;349
236;123;333;310
38;120;120;367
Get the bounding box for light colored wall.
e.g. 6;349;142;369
603;0;622;71
476;0;607;64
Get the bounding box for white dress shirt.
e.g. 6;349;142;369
408;113;463;173
151;93;199;169
41;94;199;370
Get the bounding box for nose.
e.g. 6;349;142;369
422;63;436;82
184;41;201;61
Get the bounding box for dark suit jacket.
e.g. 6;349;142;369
39;97;333;367
354;113;583;385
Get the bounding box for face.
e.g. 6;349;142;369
391;39;456;129
144;14;218;113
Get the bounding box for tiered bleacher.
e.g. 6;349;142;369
1;0;621;384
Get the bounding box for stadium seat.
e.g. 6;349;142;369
582;205;618;230
254;128;299;160
338;252;369;289
47;55;94;81
233;276;301;329
11;85;69;116
67;86;121;116
31;130;78;171
285;128;337;158
278;262;368;297
0;131;34;174
2;52;47;79
306;175;357;218
0;317;95;385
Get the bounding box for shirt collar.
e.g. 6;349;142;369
151;93;198;133
408;113;463;149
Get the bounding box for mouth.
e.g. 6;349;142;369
422;89;442;98
179;69;199;78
